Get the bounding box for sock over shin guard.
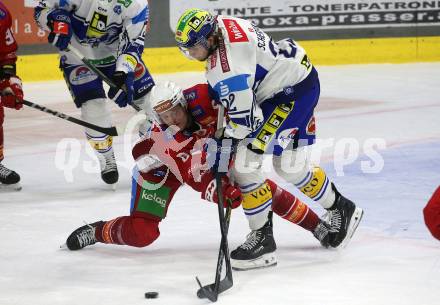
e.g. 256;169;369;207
81;98;114;153
241;181;273;230
95;216;160;248
267;179;320;232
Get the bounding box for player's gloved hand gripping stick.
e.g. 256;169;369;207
196;105;234;302
67;44;141;112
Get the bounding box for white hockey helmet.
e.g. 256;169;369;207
147;81;187;123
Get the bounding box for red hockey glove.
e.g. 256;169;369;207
0;76;23;110
201;173;242;209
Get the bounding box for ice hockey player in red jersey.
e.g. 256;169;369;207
423;186;440;241
0;1;24;191
65;82;332;252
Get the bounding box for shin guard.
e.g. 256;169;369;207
241;182;273;230
96;216;160;248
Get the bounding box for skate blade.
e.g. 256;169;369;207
231;253;277;271
0;183;22;192
105;183;117;191
340;207;364;249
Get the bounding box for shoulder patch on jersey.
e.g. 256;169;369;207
222;18;248;43
213;74;250;99
218;39;230;73
184;89;198;102
0;8;6;19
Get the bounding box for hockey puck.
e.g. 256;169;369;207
144;292;159;299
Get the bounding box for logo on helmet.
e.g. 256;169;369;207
188;16;205;31
153;100;174;114
175;9;213;47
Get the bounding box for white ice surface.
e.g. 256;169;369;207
1;63;440;305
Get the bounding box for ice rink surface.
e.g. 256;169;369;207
1;63;440;305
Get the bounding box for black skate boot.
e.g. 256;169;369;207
231;214;277;271
97;150;118;185
0;163;21;191
313;219;333;248
66;221;104;250
325;184;364;248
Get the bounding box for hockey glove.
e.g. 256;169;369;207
108;54;137;107
0;76;23;110
201;173;242;209
47;9;72;51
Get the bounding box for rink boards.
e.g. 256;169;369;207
16;35;440;82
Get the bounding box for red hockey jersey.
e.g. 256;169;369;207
132;83;221;192
0;2;17;66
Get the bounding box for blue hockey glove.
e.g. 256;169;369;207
108;71;135;107
47;9;72;51
108;53;138;107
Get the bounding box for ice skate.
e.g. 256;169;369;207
97;149;118;186
66;221;104;250
231;217;277;271
0;163;21;191
325;184;364;248
313;219;334;248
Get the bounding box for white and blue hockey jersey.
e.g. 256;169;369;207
34;0;149;65
206;16;314;140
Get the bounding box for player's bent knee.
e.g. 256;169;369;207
81;98;111;123
423;187;440;240
272;152;309;184
128;217;160;247
232;147;265;185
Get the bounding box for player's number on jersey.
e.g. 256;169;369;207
269;38;297;59
5;28;15;46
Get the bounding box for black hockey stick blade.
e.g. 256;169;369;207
196;274;233;301
196;276;218;302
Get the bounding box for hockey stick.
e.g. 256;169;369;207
67;44;142;112
196;206;232;301
195;105;233;302
22;99;121;136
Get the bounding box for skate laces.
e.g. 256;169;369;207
99;151;117;173
324;209;342;233
0;164;13;179
241;230;262;250
313;222;329;241
76;222;97;247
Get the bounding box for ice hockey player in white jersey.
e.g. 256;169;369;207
175;9;364;270
34;0;155;185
